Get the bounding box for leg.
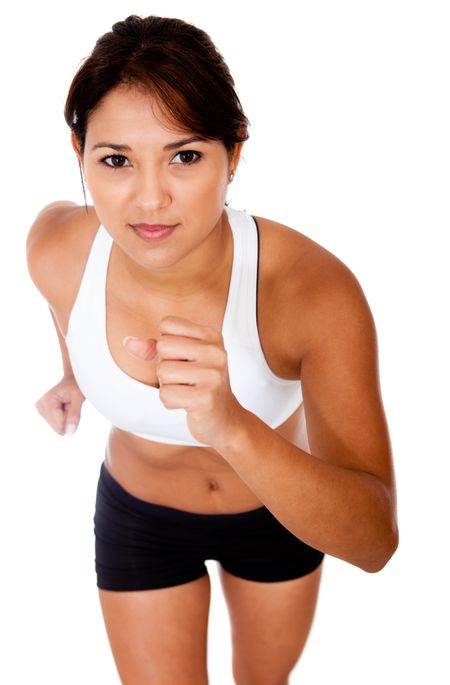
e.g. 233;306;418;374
93;461;213;684
219;562;323;685
98;572;211;685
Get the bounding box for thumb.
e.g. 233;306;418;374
122;336;159;361
65;411;80;436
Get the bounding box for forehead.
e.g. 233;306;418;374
86;86;191;138
84;85;228;158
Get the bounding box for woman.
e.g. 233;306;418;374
26;14;398;685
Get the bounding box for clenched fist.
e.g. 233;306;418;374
123;315;245;447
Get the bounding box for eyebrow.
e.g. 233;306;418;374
91;136;209;152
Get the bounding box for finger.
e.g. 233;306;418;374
122;336;158;360
53;401;69;435
156;335;203;362
158;382;197;410
157;360;213;387
65;407;81;435
159;315;218;341
65;422;78;435
35;397;66;435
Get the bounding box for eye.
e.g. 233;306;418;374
172;150;202;166
98;149;203;170
100;154;130;169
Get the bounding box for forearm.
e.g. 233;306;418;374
49;305;76;379
214;408;398;573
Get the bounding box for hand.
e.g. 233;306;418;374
122;315;245;447
35;375;85;436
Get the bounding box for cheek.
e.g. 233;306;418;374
88;173;128;205
192;166;226;194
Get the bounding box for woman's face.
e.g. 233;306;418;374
72;85;240;274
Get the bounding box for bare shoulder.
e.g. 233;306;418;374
253;213;355;283
254;214;373;357
26;201;100;311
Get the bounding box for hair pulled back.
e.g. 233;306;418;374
64;14;250;166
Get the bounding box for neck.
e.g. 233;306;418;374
118;210;232;301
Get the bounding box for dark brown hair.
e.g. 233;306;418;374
64;14;250;207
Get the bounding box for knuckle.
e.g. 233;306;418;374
218;348;227;366
211;368;223;386
159;387;174;408
208;343;226;365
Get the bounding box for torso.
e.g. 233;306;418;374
47;205;320;513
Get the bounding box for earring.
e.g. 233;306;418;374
229;169;236;182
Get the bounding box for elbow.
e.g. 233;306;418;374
361;524;399;574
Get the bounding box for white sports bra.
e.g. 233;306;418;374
65;204;303;446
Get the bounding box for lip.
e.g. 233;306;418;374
132;223;177;230
131;223;178;241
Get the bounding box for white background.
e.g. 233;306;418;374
2;0;449;682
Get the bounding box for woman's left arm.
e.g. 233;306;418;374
214;258;399;573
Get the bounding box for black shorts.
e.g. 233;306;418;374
94;460;325;591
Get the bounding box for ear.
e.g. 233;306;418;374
71;131;83;163
71;131;87;183
231;141;245;170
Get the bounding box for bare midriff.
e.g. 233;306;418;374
104;400;308;514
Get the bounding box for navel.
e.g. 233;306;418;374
207;478;220;492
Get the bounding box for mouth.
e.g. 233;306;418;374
131;223;179;241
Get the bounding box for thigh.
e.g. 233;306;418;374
219;562;323;685
98;573;211;685
215;505;325;684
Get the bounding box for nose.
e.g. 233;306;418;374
133;164;171;210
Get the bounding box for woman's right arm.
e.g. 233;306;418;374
35;304;86;435
48;303;76;380
26;202;86;435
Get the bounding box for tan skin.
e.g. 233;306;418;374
38;85;313;514
27;85;397;684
